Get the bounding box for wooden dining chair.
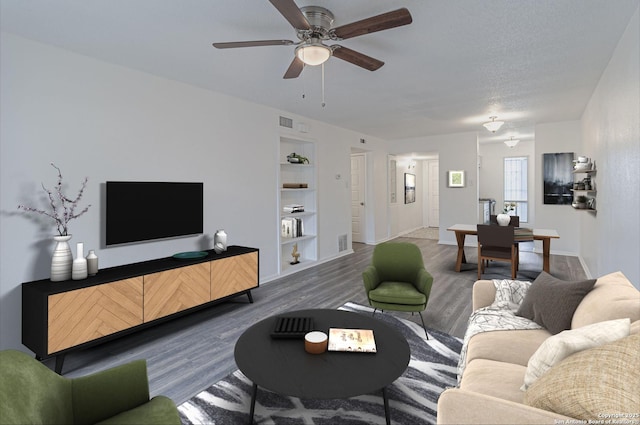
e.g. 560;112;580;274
489;214;520;226
477;224;518;279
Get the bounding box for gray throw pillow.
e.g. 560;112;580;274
516;272;596;335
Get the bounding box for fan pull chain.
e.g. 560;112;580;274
321;63;326;108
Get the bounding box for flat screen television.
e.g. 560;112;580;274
106;181;203;246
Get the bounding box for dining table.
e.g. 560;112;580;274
447;224;560;274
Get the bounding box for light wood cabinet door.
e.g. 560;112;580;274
143;263;210;322
211;252;258;300
48;278;143;354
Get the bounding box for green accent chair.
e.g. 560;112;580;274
362;242;433;337
0;349;181;425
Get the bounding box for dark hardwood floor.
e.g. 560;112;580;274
45;235;586;405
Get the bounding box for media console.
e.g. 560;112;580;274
22;245;259;374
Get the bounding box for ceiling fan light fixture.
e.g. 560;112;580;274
504;137;520;148
296;43;332;66
483;116;505;133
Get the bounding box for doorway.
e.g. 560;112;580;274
351;153;366;243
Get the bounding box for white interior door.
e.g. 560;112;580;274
351;154;366;243
427;160;440;227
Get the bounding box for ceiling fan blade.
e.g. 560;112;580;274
212;40;294;49
332;8;412;40
283;56;304;79
269;0;310;30
331;46;384;71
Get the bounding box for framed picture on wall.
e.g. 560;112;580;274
543;153;574;204
447;170;465;188
404;173;416;204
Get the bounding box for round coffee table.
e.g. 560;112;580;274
234;309;410;424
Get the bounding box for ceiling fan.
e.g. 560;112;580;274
212;0;412;79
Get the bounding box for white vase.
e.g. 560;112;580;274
51;235;73;282
496;214;511;226
72;242;88;280
214;229;227;254
86;250;99;276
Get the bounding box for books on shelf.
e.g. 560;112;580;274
281;217;304;238
283;204;305;213
283;183;308;189
327;328;377;353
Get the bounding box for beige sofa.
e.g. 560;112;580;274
437;271;640;424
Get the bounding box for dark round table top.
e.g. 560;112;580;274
234;309;410;400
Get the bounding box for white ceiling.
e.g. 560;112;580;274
1;0;638;142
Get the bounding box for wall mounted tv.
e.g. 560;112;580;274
106;181;203;246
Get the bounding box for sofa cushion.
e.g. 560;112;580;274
516;272;596;334
467;329;551;367
571;271;640;329
492;279;532;310
523;333;640;420
460;359;527;404
521;318;630;390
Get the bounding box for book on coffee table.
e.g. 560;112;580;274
328;328;377;353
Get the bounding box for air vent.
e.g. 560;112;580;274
338;234;348;252
279;116;293;128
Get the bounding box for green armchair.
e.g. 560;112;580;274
0;349;181;425
362;242;433;337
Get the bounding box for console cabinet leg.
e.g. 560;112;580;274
55;354;65;375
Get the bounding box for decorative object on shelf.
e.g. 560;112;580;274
86;250;99;276
213;229;227;254
572;195;589;209
72;242;88;280
286;152;309;164
572;156;593;171
483;116;504;133
16;163;92;281
50;235;73;282
447;170;465;188
291;243;300;265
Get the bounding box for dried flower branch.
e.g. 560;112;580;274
17;163;91;236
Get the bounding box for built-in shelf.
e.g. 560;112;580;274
278;135;318;275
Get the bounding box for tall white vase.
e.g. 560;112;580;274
72;242;88;280
51;235;73;282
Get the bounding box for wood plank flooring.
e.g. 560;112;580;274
45;236;586;405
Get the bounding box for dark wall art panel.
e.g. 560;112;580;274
543;153;574;205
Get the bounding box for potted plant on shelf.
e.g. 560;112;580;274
286;152;309;164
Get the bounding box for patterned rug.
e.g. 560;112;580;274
178;302;462;424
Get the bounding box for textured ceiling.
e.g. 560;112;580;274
1;0;638;143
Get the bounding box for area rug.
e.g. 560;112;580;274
178;302;462;424
403;227;439;240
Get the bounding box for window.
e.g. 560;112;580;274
504;156;528;222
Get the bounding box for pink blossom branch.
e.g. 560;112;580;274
17;163;91;236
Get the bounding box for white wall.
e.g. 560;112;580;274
580;6;640;286
0;33;371;351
